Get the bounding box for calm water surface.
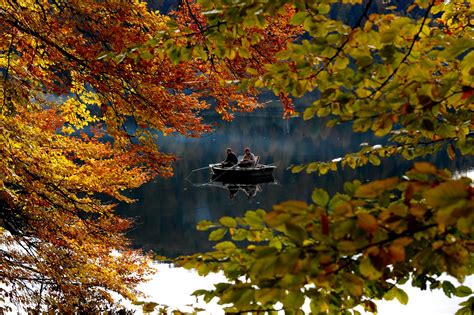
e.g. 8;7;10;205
118;108;473;257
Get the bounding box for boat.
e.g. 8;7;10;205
209;163;276;182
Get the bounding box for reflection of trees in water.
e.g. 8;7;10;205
118;112;474;257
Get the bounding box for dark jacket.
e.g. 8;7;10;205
224;152;238;165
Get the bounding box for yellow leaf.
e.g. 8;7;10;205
357;212;378;234
355;177;400;198
388;243;405;262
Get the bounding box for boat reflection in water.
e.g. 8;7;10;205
208;174;276;199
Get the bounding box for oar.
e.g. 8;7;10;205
190;165;211;173
209;163;239;183
184;165;212;182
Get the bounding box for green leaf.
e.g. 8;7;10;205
359;257;382;280
369;154;381;166
318;3;331;14
395;288;409;305
209;228;227;241
246;67;259;75
283;290;305;309
456;307;474;315
291;12;308;25
255;288;280;305
338;240;358;253
142;302;159;313
219;216;237;228
244;210;265;226
312;188;330;207
334;57;349;70
197;220;216;231
215;241;236;251
284;222;306;245
353;118;371;132
303;106;316;120
454;286;473;298
291;165;306;173
442;281;456;298
383;287;397;301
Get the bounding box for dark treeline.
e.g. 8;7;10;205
147;0;423;23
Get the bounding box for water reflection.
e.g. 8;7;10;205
202;175;276;200
117;108;474;258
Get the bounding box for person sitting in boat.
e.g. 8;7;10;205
238;147;255;167
221;148;238;167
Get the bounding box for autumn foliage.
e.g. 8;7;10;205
0;0;298;311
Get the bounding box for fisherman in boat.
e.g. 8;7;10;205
221;148;238;167
238;147;255;167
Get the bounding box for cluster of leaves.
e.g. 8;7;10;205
150;0;473;172
178;163;473;314
290;0;473;172
118;0;305;117
0;0;302;311
0;0;291;311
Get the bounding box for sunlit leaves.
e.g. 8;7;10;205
357;213;378;234
359;257;383;280
0;0;206;311
383;287;409;305
424;181;469;208
209;228;227;241
312;188;330;207
60;93;101;134
184;0;473;172
219;216;237;228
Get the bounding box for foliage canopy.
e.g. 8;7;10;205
0;0;288;311
150;0;473;174
180;163;473;314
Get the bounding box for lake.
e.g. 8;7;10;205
118;107;473;257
